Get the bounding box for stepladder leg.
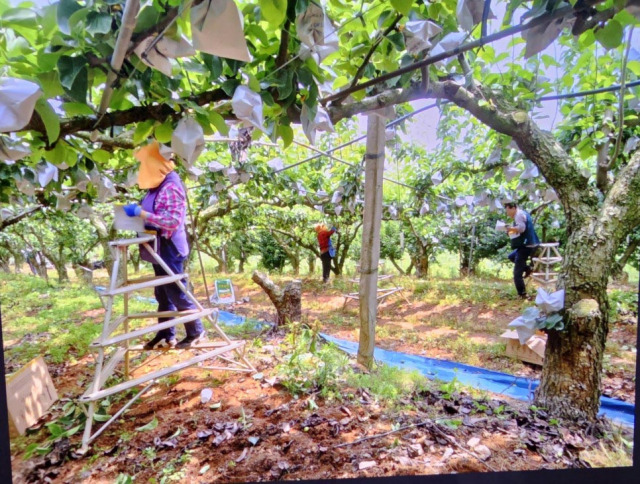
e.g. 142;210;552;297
79;401;96;454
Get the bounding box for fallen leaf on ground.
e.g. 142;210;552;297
467;437;480;448
441;448;454;461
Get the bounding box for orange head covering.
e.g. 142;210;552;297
314;223;327;233
134;141;175;189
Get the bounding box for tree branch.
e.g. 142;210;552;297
196;199;237;228
328;85;429;124
596;109;613;194
0;206;42;232
343;13;403;97
612;237;640;276
88;6;184;67
267;227;319;256
76;131;135;149
600;149;640;243
275;19;291;68
388;257;406;275
432;79;599;231
608;26;635;170
23;88;230;142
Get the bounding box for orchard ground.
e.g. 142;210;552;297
2;253;637;482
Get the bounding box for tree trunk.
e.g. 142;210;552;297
211;250;228;273
389;258;406;275
332;256;342;276
73;264;93;285
251;271;301;326
308;254;315;275
411;251;429;278
12;252;24;273
405;261;414;276
535;296;607;420
35;252;49;281
53;262;69;283
534;230;610;420
131;251;141;273
87;212;115;277
459;249;476;277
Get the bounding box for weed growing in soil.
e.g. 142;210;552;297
347;365;429;404
276;321;349;398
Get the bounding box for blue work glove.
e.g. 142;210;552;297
123;203;142;217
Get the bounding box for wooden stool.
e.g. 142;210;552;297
531;242;562;286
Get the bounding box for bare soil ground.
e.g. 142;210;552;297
7;274;637;482
10;338;627;483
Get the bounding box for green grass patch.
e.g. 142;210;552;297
1;273;105;366
412;277;513;307
1;272;159;368
347;364;429;403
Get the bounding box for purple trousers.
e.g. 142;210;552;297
152;238;203;340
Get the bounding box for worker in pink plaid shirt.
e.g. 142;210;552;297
123;142;204;350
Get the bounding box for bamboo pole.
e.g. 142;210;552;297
95;0;140;122
357;110;388;368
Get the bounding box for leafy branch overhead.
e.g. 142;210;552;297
1;0;636;149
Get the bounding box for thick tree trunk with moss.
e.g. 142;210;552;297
535;229;611;419
433;79;640;421
251;271;301;326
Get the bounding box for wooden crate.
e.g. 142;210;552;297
6;357;58;437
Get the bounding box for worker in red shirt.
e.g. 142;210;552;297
315;224;337;283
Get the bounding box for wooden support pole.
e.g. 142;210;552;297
96;0;140;119
357;110;389;368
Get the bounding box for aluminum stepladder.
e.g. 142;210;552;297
79;234;255;452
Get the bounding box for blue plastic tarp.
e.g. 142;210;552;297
87;292;634;426
320;333;635;427
217;310;271;330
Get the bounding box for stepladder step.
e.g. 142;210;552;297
102;273;189;297
80;341;246;402
91;308;217;347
